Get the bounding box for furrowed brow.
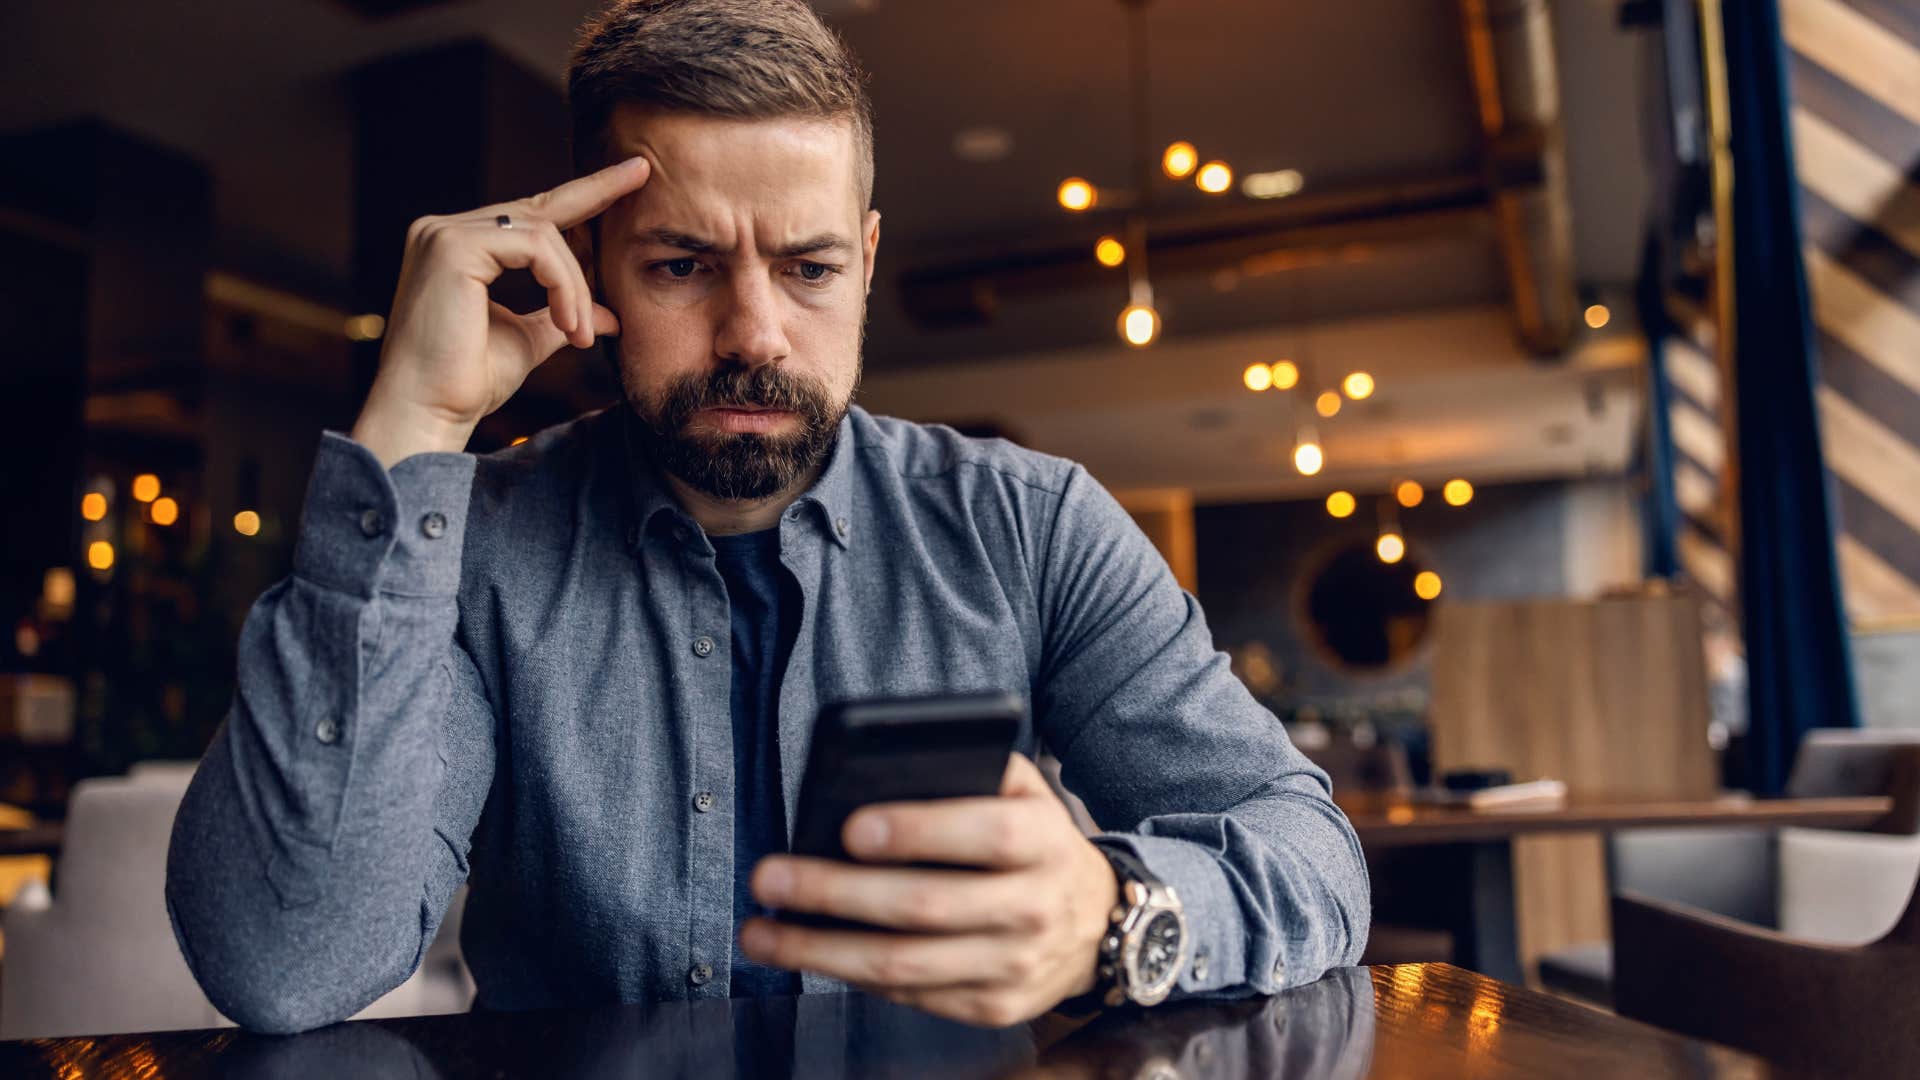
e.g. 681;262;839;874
638;227;727;255
773;234;855;259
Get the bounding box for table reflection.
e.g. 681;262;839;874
13;968;1377;1079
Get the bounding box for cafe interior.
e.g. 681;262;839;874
3;0;1919;1076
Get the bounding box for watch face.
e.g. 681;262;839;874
1136;910;1184;987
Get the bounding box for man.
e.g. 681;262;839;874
165;0;1368;1034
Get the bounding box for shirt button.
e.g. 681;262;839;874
1192;951;1210;983
692;635;715;658
1273;957;1286;983
315;717;341;744
359;509;386;537
688;963;713;986
692;791;715;813
834;517;849;538
419;511;447;539
625;524;641;548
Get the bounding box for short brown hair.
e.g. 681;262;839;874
567;0;875;207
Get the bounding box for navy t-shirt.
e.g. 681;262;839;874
709;527;805;1000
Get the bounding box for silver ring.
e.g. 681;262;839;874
495;214;513;229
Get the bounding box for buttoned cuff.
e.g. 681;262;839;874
1092;831;1273;999
292;432;477;598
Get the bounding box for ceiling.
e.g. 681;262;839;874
1;0;1657;493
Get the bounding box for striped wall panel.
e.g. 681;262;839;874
1784;0;1920;625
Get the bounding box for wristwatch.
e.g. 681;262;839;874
1089;842;1190;1007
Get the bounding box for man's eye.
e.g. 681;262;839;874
660;258;700;278
794;262;838;283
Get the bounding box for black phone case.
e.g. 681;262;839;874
779;690;1024;931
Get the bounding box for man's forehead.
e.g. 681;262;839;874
606;106;859;217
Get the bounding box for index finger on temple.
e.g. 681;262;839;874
531;154;651;230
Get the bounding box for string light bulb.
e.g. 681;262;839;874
1294;442;1324;476
150;497;179;526
1270;360;1300;390
1118;303;1160;347
1057;178;1095;211
1196;161;1233;194
1243;363;1273;392
1584;304;1611;329
1342;372;1375;400
1326;491;1356;518
87;540;115;571
233;510;261;537
1162;141;1198;179
1095;236;1126;268
80;492;108;521
1376;532;1406;564
131;474;161;503
1415;570;1443;600
1396;480;1425;508
1444;479;1475;507
1315;391;1342;418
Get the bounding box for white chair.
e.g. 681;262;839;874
0;763;472;1038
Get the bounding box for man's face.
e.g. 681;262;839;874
585;106;881;501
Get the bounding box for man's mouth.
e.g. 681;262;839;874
695;405;797;434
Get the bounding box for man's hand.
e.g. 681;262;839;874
740;753;1120;1028
349;155;652;467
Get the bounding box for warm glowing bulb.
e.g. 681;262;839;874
1162;141;1198;179
1584;304;1611;329
1326;491;1356;518
233;510;261;537
345;313;387;341
1342;371;1375;400
87;540;115;571
1270;360;1300;390
1119;304;1160;347
80;492;108;521
1196;161;1233;194
510;436;529;447
1315;391;1342;418
1444;479;1475;507
131;474;161;503
1057;178;1095;211
1244;363;1274;392
150;496;179;526
1414;570;1443;600
1095;236;1126;268
1396;480;1425;508
1376;532;1406;564
1294;442;1324;476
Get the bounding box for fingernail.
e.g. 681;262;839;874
757;860;792;901
848;813;889;853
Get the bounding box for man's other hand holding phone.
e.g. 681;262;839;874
739;753;1121;1028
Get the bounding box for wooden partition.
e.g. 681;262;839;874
1428;592;1718;977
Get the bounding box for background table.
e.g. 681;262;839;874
1341;793;1893;981
0;963;1779;1078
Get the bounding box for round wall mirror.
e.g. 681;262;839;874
1299;542;1434;672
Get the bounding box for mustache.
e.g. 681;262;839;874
656;364;834;426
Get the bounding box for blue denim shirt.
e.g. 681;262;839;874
164;404;1369;1034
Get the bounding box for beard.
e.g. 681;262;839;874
626;361;848;502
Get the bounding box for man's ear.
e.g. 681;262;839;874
860;209;881;296
564;223;600;301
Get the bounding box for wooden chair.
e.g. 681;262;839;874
1611;739;1920;1076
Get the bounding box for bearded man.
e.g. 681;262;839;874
165;0;1369;1034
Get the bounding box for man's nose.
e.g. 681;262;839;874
712;271;791;367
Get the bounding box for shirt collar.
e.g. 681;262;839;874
618;405;857;551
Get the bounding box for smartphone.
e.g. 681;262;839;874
780;691;1024;929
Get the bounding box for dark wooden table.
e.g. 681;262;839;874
0;823;63;858
1340;793;1894;982
0;963;1782;1078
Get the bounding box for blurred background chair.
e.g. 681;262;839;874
1612;863;1920;1076
0;762;473;1038
1539;730;1920;1008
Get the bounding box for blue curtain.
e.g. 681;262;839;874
1721;0;1861;793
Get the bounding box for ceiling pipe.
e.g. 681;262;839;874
1458;0;1580;355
